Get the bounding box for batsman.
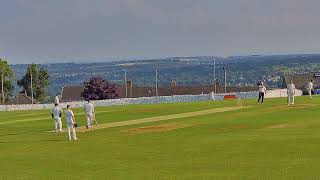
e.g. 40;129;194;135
287;80;296;105
83;100;96;129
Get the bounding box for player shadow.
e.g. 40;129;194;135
0;139;65;144
0;133;21;136
0;130;50;137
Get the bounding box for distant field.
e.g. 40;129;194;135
1;96;320;179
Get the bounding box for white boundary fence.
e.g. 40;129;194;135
0;89;303;111
211;89;303;100
266;89;303;98
0;95;212;111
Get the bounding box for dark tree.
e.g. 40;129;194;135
36;67;49;101
17;64;49;102
81;76;119;100
0;58;14;103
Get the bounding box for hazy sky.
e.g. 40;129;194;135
1;0;320;63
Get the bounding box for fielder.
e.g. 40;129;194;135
54;95;60;105
51;103;63;132
210;91;215;100
83;100;95;129
307;80;314;99
64;105;77;141
287;80;295;105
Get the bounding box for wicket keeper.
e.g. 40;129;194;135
64;105;77;141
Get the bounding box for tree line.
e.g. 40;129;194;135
0;58;49;103
1;58;120;104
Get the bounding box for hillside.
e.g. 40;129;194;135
10;54;320;96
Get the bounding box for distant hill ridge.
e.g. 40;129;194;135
9;54;320;96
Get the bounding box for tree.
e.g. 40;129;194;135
17;64;49;102
0;58;14;103
81;76;119;100
36;67;49;101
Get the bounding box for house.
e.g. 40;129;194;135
9;91;38;104
283;72;320;92
60;83;257;102
61;86;85;102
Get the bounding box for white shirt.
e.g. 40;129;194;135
308;82;313;90
84;102;94;114
211;91;215;100
51;106;62;118
54;96;60;104
287;83;295;94
64;109;74;123
258;85;266;93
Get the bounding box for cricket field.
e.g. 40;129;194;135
1;96;320;179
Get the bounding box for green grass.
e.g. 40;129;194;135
1;96;320;179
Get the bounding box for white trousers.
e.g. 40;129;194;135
53;117;62;132
288;94;295;105
67;123;77;141
86;113;93;128
308;89;312;98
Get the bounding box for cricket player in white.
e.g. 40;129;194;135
51;103;63;132
211;91;215;100
84;100;95;129
307;80;314;99
287;80;295;105
54;95;60;105
64;105;77;141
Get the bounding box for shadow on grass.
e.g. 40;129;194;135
0;139;65;144
0;129;53;137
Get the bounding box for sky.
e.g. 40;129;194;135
1;0;320;64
